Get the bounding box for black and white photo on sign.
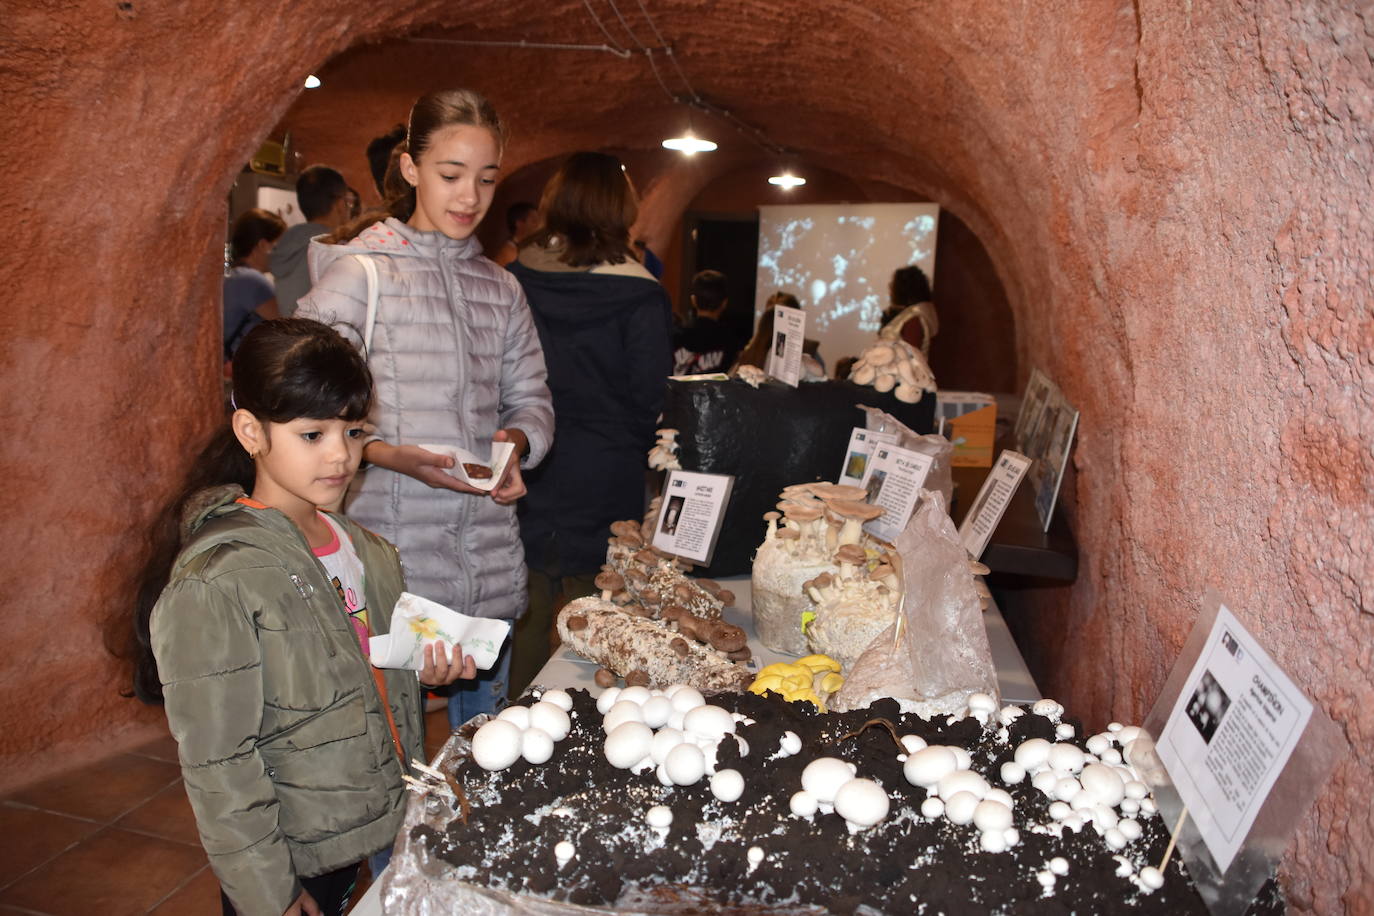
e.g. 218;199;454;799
1185;669;1231;743
773;332;787;356
661;495;685;535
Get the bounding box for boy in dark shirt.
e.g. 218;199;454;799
673;269;741;374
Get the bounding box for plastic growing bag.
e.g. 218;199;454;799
831;489;1000;716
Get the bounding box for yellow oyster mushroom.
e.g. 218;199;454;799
796;654;842;673
818;672;845;695
786;688;825;711
749;674;786;696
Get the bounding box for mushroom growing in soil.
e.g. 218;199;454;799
595;571;626;602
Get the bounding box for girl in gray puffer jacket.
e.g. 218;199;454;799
296;89;554;728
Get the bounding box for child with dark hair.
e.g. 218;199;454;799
223;208;286;358
672;269;741;374
132;318;477;916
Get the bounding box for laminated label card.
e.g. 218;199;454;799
1154;603;1313;873
858;443;936;543
957;450;1032;559
837;427;899;487
419;440;516;492
370;592;511;672
765;305;806;388
651;470;735;565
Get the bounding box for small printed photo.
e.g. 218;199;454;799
844;451;868;479
1185;670;1231;744
773;332;788;356
660;495;686;536
864;469;886;503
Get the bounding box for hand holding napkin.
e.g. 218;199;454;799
417;440;516;492
371;592;511;672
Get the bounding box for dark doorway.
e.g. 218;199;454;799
680;212;759;345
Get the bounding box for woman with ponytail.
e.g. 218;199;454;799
295;89;554;728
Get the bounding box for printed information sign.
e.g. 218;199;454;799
957;450;1031;559
650;470;735;565
1154;603;1313;873
765;305;806;387
837;427;899;487
859;444;936;543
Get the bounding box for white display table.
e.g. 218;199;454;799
351;575;1038;915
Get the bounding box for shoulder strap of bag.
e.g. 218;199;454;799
353;254;380;352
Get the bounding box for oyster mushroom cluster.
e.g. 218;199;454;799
848;339;934;403
647;428;681;471
803;544;903;671
603;519;732;622
751;483;885;655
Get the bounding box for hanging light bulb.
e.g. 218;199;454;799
304;74;322;89
768;172;806;189
662;131;717;155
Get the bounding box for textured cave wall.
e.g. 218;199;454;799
1;0;1369;908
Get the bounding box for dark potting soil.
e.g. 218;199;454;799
413;690;1284;915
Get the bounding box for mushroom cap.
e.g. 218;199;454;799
809;483;870;502
780;483;818;497
870;564;896;581
610;520;641;538
762;511;782;522
812;572;834;588
594;571;626;591
776;528;801;541
827;498;885;521
783;503;824;522
864;344;896;366
835;543;868;565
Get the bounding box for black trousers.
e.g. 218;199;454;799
220;862;360;916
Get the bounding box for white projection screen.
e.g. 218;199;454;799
755;203;940;367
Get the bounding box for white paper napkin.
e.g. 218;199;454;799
417;441;516;492
370;592;510;672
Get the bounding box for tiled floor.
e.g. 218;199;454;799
0;708;452;915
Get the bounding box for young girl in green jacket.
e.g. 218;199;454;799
132;319;477;916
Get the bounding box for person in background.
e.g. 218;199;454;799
879;264;938;356
673;269;741;375
296;89;553;731
732;291;825;374
270;165;351;317
366;124;407;198
222;208;285;359
492;201;538;267
633;238;665;280
507;151;673;698
344;186;361;221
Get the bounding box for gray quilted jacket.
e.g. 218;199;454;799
296;218;553;620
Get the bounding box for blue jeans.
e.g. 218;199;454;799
446;639;512;730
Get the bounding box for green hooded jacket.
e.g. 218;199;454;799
150;486;423;915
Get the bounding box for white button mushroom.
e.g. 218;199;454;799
604;721;654;769
710;768;745;802
1048;856;1069;875
664;742;707;786
471;719;523;771
554;840;575;867
640;695;674;730
943;790;981;825
980;830;1008;853
539;688;573;711
603;699;646;734
802;757;858;804
972;799;1013;834
497;705;532;729
1014;738;1052;771
682;705;735;742
903;746;960;788
645;805;673;831
521;727;555;765
834;778;889;829
1000;761;1026;785
1047;743;1086;774
789;790;819;817
1080;763;1126;807
528;702;571;742
1139;866;1165;890
920;796;945;819
937;770;989;801
595;687;622;715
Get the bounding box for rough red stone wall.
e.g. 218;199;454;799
1;1;1368;908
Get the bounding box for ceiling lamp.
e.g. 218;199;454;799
662;132;717;155
304;74;322;89
768;172;806;189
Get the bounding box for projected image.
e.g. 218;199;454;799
756;203;939;366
